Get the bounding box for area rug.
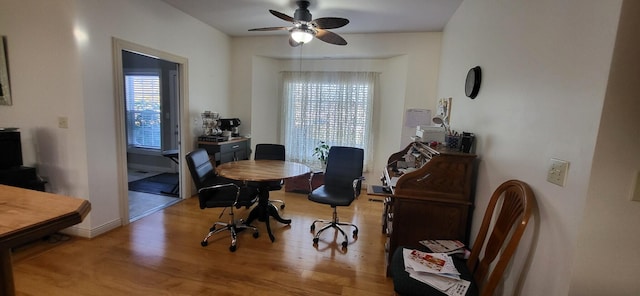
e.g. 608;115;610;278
128;173;178;196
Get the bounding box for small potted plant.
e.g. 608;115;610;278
313;141;330;169
309;141;329;191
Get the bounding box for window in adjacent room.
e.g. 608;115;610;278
281;71;378;171
124;73;161;150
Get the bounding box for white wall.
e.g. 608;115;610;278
0;0;92;227
231;33;442;180
0;0;232;236
249;56;281;148
438;0;623;295
569;1;640;294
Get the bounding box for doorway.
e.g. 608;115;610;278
122;50;180;221
113;38;190;224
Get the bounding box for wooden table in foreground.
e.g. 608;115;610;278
0;185;91;296
216;160;310;242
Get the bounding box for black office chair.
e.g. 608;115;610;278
308;146;364;249
254;143;286;209
185;149;259;252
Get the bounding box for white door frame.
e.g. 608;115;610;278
112;38;190;225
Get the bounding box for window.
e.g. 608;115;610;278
125;74;161;149
281;71;378;170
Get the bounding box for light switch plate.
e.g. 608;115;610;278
547;158;569;187
58;116;69;129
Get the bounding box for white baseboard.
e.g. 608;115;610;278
60;218;122;239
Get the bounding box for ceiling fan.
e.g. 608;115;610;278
248;0;349;47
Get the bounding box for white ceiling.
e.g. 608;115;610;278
160;0;463;37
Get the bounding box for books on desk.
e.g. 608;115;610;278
403;248;470;296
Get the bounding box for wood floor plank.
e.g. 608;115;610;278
12;190;395;295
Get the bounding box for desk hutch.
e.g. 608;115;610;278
380;141;477;275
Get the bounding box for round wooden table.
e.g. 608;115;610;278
216;160;310;242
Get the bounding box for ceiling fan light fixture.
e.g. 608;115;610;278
249;1;348;47
291;28;314;44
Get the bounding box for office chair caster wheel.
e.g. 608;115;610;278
280;204;285;209
353;229;358;237
201;241;208;247
253;231;259;238
342;241;348;249
229;245;237;252
310;224;315;232
313;237;319;245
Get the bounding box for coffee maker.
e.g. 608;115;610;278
218;118;241;137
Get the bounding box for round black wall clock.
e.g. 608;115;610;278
465;66;482;99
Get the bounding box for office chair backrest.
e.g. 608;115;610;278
324;146;364;193
255;144;285;161
185;149;216;190
467;179;534;296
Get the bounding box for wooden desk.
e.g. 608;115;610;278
0;185;90;296
380;142;477;276
216;160;309;242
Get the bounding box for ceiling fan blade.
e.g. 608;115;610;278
269;10;294;22
289;36;302;47
315;29;347;46
248;26;289;32
313;17;349;29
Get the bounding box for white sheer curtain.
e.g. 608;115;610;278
280;71;378;171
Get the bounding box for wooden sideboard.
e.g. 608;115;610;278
197;138;250;165
284;172;324;193
380;141;477;275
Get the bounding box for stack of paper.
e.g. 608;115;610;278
419;239;466;255
403;248;471;296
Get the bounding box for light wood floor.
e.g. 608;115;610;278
128;190;180;222
12;190;394;295
127;169;179;222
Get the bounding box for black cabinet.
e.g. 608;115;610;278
0;166;46;191
198;138;251;165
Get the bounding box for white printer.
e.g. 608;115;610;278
415;125;446;143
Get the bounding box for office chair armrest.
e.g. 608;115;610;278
351;176;365;188
352;176;365;198
307;172;316;192
198;183;241;207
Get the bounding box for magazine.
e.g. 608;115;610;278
405;249;460;278
402;248;470;296
419;239;465;254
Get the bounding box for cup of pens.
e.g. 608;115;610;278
445;134;461;149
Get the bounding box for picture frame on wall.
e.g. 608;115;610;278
0;36;12;106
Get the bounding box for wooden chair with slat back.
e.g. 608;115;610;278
391;179;535;296
468;179;534;295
